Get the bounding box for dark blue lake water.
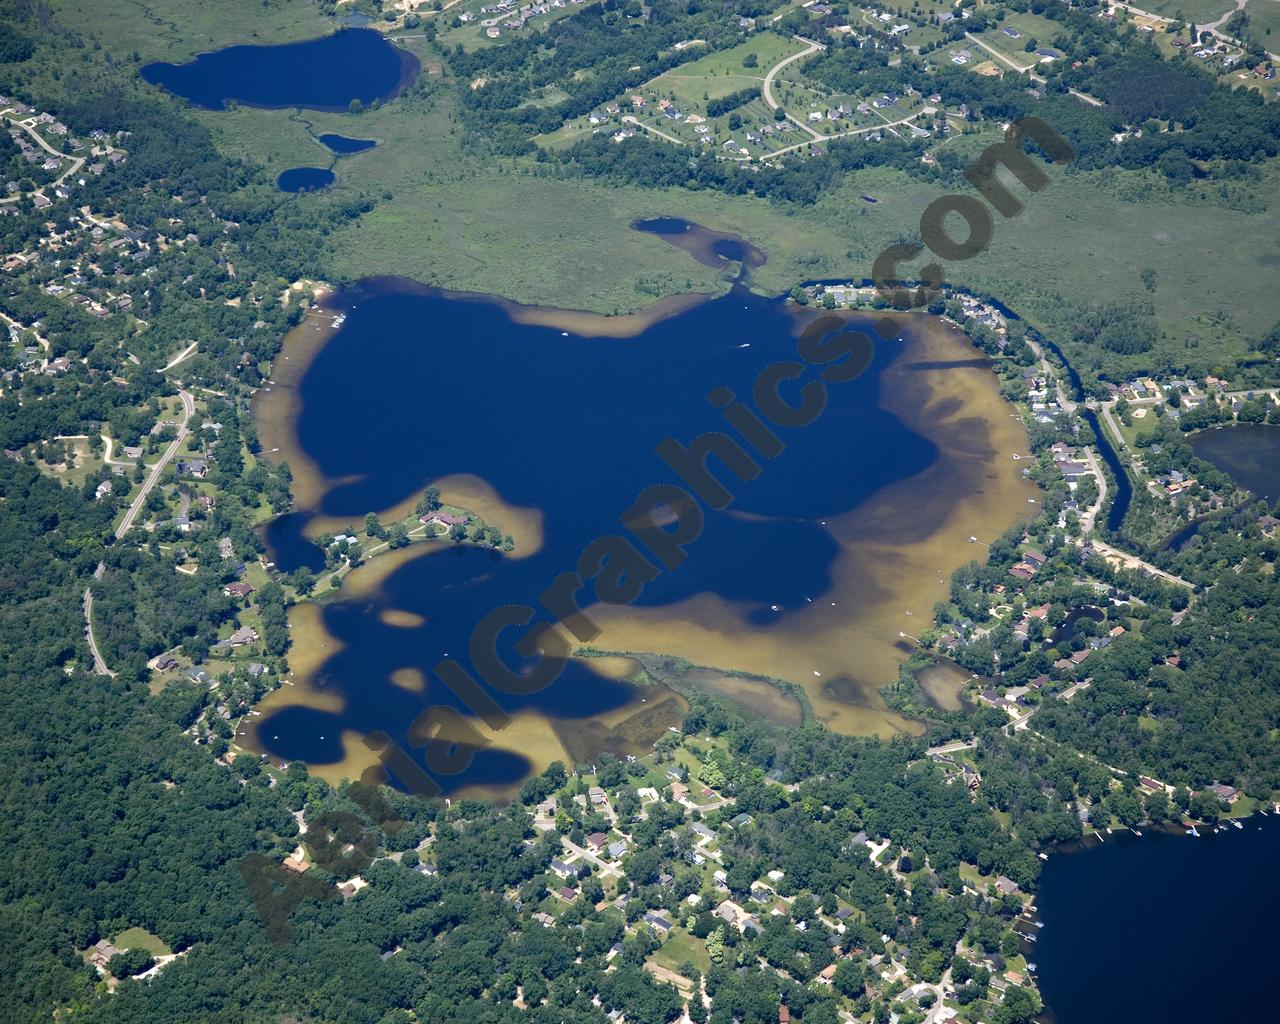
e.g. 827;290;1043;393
1036;814;1280;1023
277;167;336;192
251;281;950;792
1190;422;1280;498
318;133;378;154
141;29;418;111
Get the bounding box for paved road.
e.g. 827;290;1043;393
84;388;194;675
1079;447;1109;534
116;389;194;538
762;37;824;110
759;112;922;161
83;587;115;678
926;739;977;757
620;115;684;146
963;34;1106;105
1081;537;1195;589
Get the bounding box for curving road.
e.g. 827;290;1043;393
83;586;114;678
761;37;827;140
0;110;86;204
761;37;824;110
1108;0;1278;61
84;388;194;675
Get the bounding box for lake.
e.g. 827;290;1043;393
277;167;336;193
1035;814;1280;1023
318;133;378;154
248;273;1035;796
1190;422;1280;498
140;28;419;111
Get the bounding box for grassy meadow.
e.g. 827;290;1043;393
54;0;1278;379
52;0;333;63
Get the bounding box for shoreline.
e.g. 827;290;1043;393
247;276;1037;786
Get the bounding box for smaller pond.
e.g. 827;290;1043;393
1049;606;1104;645
913;659;976;712
1190;422;1280;498
632;216;765;274
277;167;336;193
318;133;378;154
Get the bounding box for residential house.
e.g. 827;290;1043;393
642;911;673;933
1209;783;1240;804
420;510;468;529
228;625;259;647
550;859;575;879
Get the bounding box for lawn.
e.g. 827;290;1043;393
51;0;334;63
974;11;1071;65
112;927;171;956
650;927;710;975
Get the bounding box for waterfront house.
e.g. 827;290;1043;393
420;510;467;529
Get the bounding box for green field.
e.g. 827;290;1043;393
67;0;1276;380
52;0;333;63
434;0;595;53
1243;0;1280;40
1125;0;1236;23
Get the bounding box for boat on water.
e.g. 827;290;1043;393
1187;825;1200;837
1232;820;1243;830
1027;963;1038;972
1037;852;1049;860
1024;934;1037;943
